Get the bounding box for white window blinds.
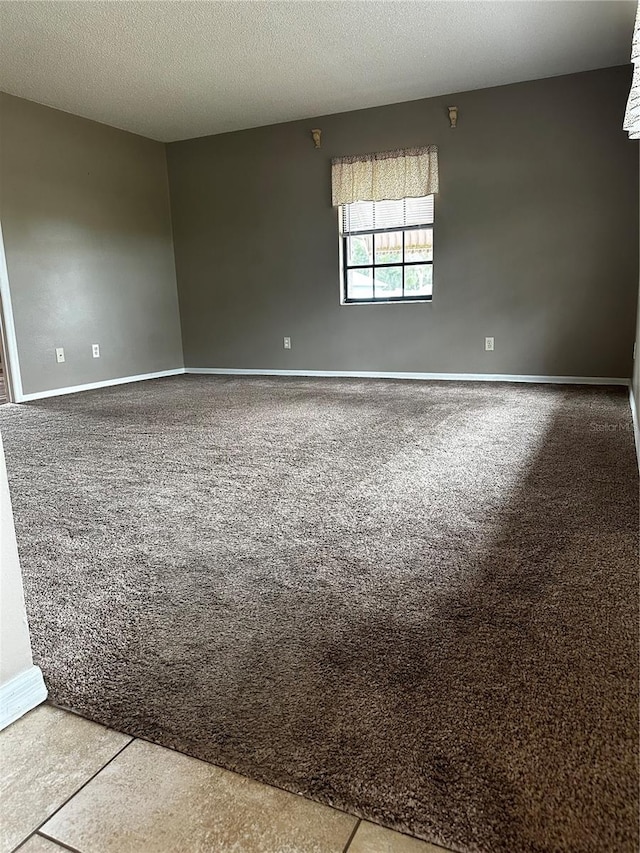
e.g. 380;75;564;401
331;146;439;207
341;196;434;234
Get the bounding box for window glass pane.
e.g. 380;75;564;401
374;266;403;299
405;228;433;262
347;235;373;266
404;264;433;297
347;268;373;300
374;232;403;265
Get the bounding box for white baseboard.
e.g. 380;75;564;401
630;387;640;472
10;367;630;403
186;368;629;386
17;368;186;402
0;666;47;731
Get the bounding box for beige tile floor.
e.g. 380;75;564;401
2;704;452;853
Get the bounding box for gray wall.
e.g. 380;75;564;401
168;67;638;378
0;93;183;396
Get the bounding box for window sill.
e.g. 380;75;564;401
340;298;433;306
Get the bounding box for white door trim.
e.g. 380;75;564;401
0;222;24;402
630;387;640;472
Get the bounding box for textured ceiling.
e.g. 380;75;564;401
0;1;636;142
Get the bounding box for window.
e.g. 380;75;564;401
340;195;434;304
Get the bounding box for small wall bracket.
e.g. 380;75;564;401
448;106;458;129
311;128;322;149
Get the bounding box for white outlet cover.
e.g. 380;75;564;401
55;347;65;363
92;344;100;358
283;337;291;349
485;337;495;351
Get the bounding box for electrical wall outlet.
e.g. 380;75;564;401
55;347;65;363
92;343;100;358
485;337;495;352
283;337;291;350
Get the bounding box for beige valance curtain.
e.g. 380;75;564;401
624;3;639;139
331;146;439;207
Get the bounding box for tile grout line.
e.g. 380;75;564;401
342;818;361;852
34;833;84;853
10;736;136;853
48;702;375;829
35;706;461;853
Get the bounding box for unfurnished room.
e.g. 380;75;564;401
0;2;638;852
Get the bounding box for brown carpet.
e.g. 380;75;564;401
0;376;637;853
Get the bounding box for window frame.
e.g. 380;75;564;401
340;207;434;305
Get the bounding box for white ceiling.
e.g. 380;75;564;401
0;1;636;142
